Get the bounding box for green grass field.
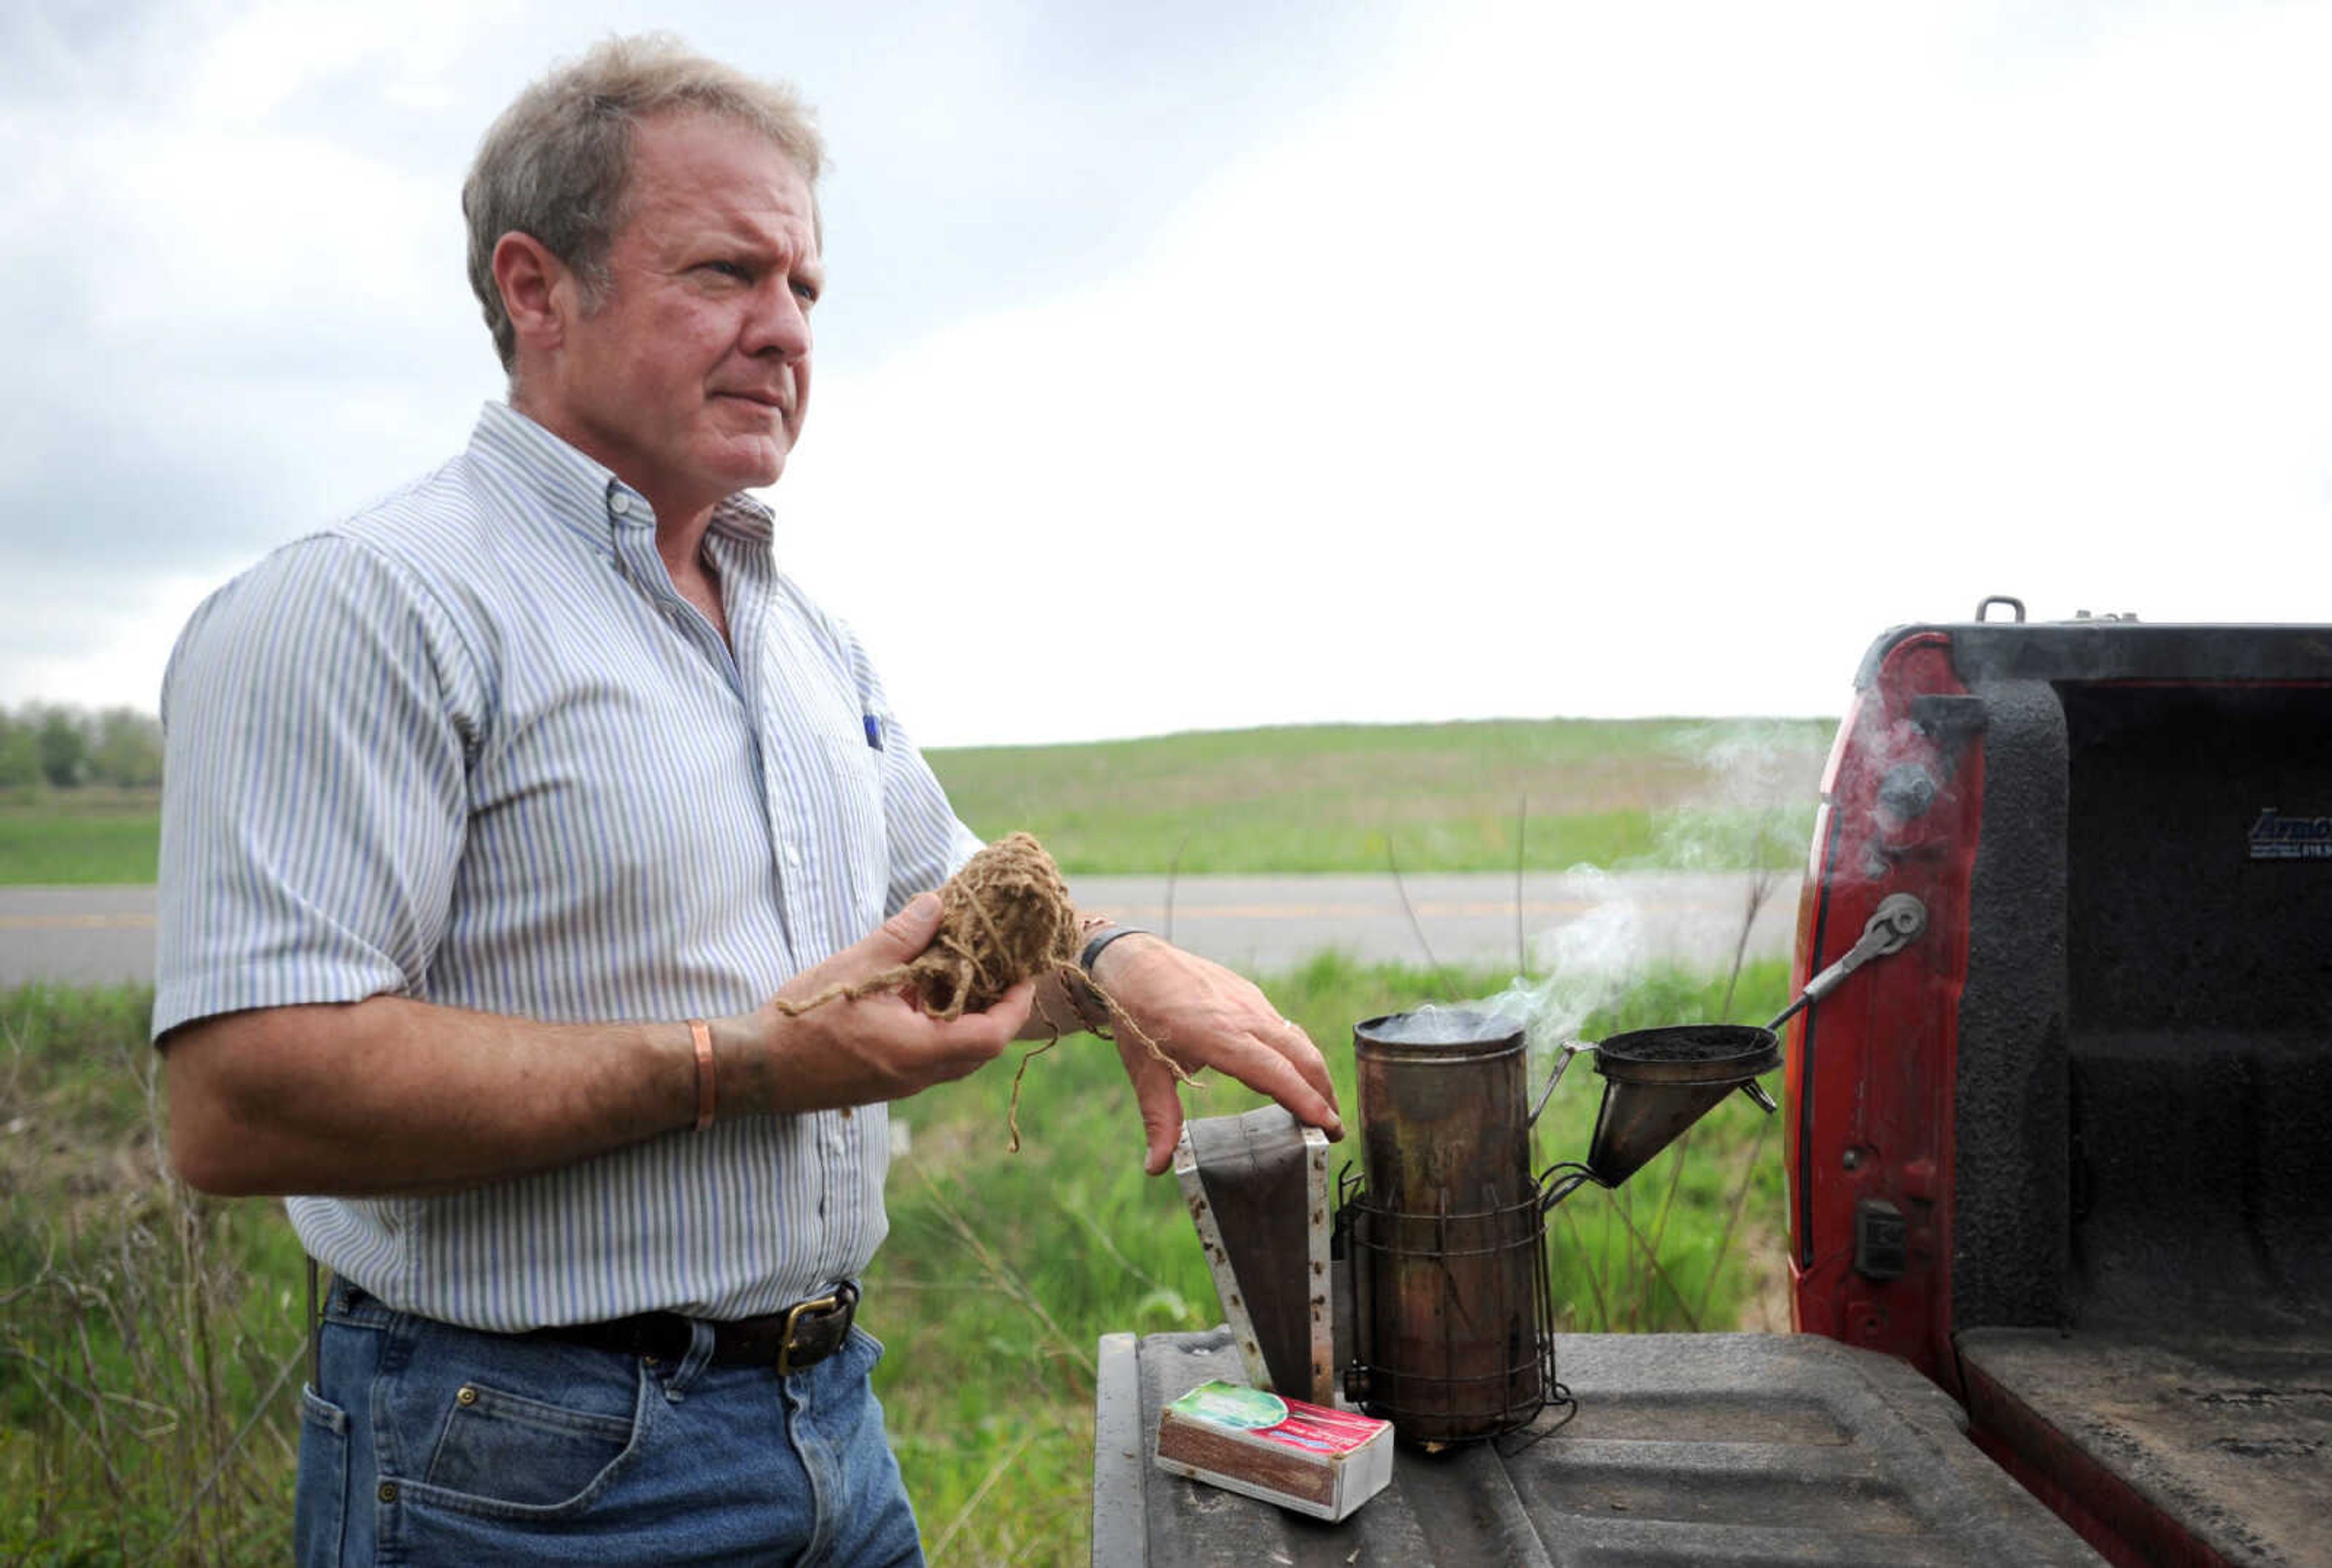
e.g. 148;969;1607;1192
0;790;160;885
0;719;1833;885
2;958;1792;1566
933;717;1833;874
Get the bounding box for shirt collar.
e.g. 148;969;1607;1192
469;401;777;553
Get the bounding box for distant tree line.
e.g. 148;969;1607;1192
0;704;165;790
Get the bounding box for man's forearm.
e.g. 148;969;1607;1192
161;895;1036;1198
162;995;700;1198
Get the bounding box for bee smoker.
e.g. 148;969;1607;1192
1173;1011;1782;1446
1173;897;1928;1448
1335;1010;1552;1444
1334;1006;1801;1444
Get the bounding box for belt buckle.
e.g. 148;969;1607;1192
774;1287;847;1378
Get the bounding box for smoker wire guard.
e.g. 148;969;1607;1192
1332;1165;1567;1445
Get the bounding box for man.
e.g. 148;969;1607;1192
155;35;1338;1566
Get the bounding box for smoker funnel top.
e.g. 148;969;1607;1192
1595;1024;1781;1084
1577;1024;1784;1189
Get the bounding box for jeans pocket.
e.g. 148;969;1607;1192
418;1379;641;1514
294;1385;350;1568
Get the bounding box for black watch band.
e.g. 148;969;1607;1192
1079;923;1152;975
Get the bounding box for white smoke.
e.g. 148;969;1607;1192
1652;721;1825;875
1510;868;1648;1049
1376;724;1822;1061
1357;731;1836;1208
1377;866;1646;1062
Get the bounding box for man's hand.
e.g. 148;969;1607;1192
1085;936;1342;1176
717;892;1035;1116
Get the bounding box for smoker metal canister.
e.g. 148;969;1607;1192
1347;1011;1549;1444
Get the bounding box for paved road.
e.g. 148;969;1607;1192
1;873;1799;989
1;885;162;987
1068;870;1798;975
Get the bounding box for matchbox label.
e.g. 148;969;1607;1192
2248;809;2332;860
1164;1382;1386;1455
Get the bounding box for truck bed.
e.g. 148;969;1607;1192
1959;1328;2332;1568
1096;1328;2104;1567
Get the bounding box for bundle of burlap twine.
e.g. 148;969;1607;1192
772;831;1187;1148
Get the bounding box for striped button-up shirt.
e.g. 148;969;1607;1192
154;401;981;1330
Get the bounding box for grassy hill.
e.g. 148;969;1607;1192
932;716;1835;874
0;717;1838;884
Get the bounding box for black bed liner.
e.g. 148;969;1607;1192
1959;1330;2331;1568
1923;619;2332;1565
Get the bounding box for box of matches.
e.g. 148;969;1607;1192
1153;1380;1394;1522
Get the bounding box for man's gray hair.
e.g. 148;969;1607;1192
463;33;825;373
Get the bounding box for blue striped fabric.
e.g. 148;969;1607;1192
154;401;982;1330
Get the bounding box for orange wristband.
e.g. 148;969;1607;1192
689;1019;717;1132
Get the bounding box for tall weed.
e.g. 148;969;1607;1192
1;985;304;1566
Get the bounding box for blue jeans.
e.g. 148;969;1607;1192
295;1280;924;1567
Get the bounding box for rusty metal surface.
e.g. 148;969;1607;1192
1960;1328;2332;1568
1096;1328;2105;1567
1348;1014;1546;1443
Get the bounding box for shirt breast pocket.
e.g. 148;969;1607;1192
813;726;890;932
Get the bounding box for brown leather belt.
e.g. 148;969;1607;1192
528;1281;859;1375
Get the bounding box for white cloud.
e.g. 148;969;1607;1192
13;0;2332;743
1;567;220;713
0;0;505;598
180;1;491;124
774;0;2332;744
73;124;455;349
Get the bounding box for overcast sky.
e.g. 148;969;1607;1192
7;0;2330;746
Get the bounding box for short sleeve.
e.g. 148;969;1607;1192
153;535;478;1040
